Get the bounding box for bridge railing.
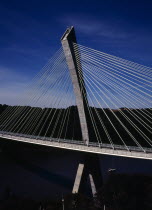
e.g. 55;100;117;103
0;131;152;154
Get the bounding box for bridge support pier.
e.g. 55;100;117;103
72;154;102;196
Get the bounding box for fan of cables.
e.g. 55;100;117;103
73;43;152;151
0;48;82;141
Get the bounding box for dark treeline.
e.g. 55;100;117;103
97;173;152;210
0;173;152;210
0;104;151;147
0;104;8;115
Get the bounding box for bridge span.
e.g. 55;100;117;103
0;132;152;160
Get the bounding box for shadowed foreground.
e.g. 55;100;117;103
0;173;152;210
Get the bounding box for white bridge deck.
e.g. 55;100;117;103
0;132;152;160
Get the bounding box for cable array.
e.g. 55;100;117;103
73;43;152;150
0;48;82;141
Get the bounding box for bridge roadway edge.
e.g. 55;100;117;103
0;134;152;160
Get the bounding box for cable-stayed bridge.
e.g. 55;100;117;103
0;26;151;161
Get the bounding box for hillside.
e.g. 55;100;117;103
0;104;151;148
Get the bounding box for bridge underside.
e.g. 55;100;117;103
0;133;152;160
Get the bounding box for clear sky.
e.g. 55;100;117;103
0;0;152;105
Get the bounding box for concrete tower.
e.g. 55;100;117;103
61;26;89;146
61;27;102;196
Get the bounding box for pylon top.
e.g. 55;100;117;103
61;26;77;43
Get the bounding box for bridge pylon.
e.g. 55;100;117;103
61;26;89;146
72;154;102;196
61;27;102;196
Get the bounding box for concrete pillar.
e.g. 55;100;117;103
72;163;84;194
72;154;102;196
61;26;89;145
89;174;97;197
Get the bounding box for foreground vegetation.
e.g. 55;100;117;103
0;173;152;210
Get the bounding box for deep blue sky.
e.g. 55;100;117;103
0;0;152;104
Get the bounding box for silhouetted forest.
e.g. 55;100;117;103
0;104;151;147
97;173;152;210
0;173;152;210
0;104;8;115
